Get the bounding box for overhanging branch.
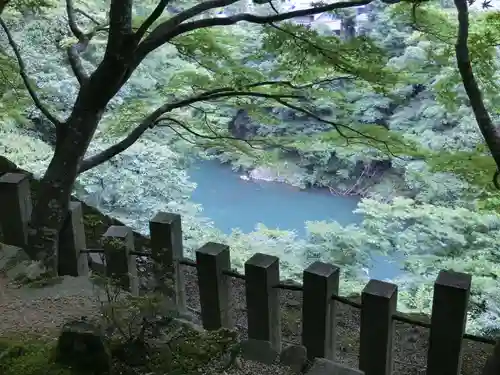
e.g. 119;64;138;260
79;74;394;173
78;87;305;173
453;0;500;189
0;18;63;128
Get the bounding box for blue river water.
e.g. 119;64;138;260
188;159;401;280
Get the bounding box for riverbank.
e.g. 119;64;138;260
0;159;493;375
209;151;405;202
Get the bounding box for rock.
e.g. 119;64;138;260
279;344;308;374
55;319;111;374
6;258;47;283
24;260;47;280
240;339;279;364
306;358;364;375
227;109;260;139
482;339;500;375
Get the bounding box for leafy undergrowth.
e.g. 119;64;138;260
0;335;71;375
0;326;239;375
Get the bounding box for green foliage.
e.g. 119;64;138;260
391;1;500;107
7;0;55;14
0;339;73;375
427;147;497;192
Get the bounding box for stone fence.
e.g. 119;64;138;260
0;171;498;375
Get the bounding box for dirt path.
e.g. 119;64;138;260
0;274;102;339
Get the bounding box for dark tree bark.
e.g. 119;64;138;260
454;0;500;188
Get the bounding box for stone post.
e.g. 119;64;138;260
245;253;281;352
0;173;31;248
102;226;138;295
196;242;232;330
427;270;471;375
302;261;340;361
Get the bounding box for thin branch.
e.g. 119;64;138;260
246;77;355;90
66;0;95;84
65;1;110;84
189;103;295;153
268;23;354;75
135;0;170;42
141;0;239;47
67;44;88;84
78;88;304;173
66;0;85;40
158;115;258;144
75;8;101;25
270;96;399;157
0;18;63;127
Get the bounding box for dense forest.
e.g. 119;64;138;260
1;0;500;335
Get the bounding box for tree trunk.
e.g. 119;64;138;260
26;46;136;271
27;110;104;272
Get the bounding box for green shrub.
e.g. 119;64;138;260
0;338;76;375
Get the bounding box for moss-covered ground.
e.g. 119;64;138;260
0;327;238;375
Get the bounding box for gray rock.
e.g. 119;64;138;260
306;358;364;375
240;339;279;364
279;344;308;373
55;319;111;374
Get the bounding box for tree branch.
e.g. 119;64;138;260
136;0;372;59
453;0;500;189
75;8;102;25
0;18;63;128
79;87;306;173
66;0;98;85
67;0;85;40
135;0;170;42
78;72;392;173
140;0;239;46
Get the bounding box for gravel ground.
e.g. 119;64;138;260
0;275;102;338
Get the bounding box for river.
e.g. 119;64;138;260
188;159;402;280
